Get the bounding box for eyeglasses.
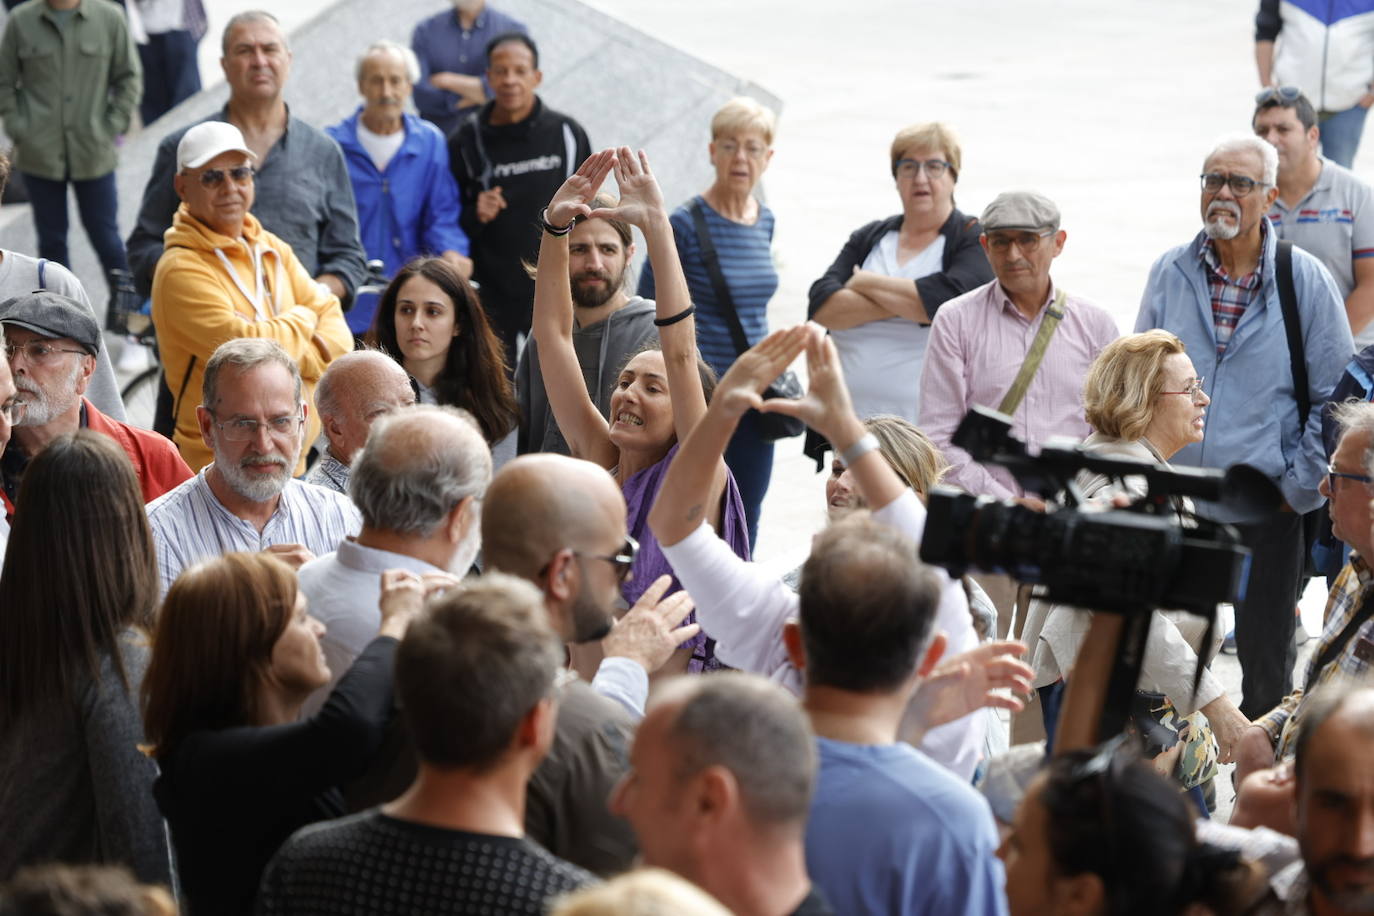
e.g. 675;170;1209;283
984;229;1054;254
196;165;255;189
209;409;305;442
4;341;88;364
1200;172;1267;197
715;139;769;160
1255;85;1305;106
1159;376;1206;400
895;158;953;179
1327;462;1373;492
574;534;639;585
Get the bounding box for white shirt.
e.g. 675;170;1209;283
660;489;984;780
146;469;362;595
830;231;946;422
356;120;406;174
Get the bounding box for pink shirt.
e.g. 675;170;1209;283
917;279;1119;499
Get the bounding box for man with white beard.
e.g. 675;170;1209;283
1136;134;1351;720
145;338;361;595
296;404;489;712
0;291;190;509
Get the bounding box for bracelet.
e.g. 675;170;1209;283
654;305;695;327
540;207;574;237
839;432;880;467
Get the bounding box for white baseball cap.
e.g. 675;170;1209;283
177;121;257;171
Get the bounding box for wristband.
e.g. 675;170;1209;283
540;207;574;237
839;432;880;467
654;305;695;327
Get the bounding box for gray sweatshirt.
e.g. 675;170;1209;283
516;296;658;455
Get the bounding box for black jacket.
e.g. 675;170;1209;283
448;98;591;338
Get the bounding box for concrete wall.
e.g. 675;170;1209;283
0;0;779;306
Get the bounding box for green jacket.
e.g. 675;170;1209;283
0;0;141;181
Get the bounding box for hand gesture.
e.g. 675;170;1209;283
377;569;462;638
588;146;666;230
900;640;1033;739
261;543;314;570
546;149;616;227
476;186;507;223
601;575;700;674
712;325;809;419
758;324;856;444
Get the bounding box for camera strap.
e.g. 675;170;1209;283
1275;240;1311;437
998;289;1068;415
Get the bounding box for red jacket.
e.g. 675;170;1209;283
83;398;193;503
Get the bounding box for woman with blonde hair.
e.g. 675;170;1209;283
1021;330;1248;814
807;121;993;458
638;97;781;547
552;868;730;916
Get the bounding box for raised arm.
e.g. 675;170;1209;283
531;149;620;468
591;147;710;444
649;325;809;546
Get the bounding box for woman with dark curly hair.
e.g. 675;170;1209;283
368;256;519;466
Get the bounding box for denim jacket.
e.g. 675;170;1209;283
1136;226;1352;517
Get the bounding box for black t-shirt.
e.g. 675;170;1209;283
256;810;596;915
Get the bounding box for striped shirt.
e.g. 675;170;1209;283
918;279;1120;500
637;196;778;377
146;468;361;594
1199;224;1266;356
1255;555;1374;759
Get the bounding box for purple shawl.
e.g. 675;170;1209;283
620;443;751;672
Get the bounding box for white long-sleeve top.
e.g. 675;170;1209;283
660;489;984;780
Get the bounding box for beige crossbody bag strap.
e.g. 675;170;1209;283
997;289;1068;415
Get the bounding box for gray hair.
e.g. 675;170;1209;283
221;11;286;56
1204;134;1279;187
201;338;302;409
349;405;492;537
314;348;396;421
356;40;420;85
664;673;816;828
1328;399;1374;473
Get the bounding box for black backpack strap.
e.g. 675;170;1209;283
1276;240;1311;435
688;199;750;357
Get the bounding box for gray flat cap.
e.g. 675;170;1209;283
0;289;102;356
980;191;1061;233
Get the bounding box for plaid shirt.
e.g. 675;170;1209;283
1198;221;1267;356
1254;555;1374;758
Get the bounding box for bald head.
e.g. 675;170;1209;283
482;454;626;580
350;405;491;537
315;351;415;464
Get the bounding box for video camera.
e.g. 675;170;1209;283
918;407;1281;734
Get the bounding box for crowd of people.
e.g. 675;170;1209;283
7;1;1374;914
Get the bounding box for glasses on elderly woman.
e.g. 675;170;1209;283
1160;377;1205;400
716;139;769;160
895;158;953;180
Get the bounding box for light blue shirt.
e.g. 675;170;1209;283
805;737;1007;916
146;469;361;595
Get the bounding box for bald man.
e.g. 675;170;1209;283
479;453;698;874
299;404;486;711
307;351;416;494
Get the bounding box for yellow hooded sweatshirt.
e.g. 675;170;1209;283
151;205;352;474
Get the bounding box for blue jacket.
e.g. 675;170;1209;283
326;109;469;280
1136;226;1352;517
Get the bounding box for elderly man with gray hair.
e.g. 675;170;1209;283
305;350;417;494
326;39;473;336
1136;134;1352;719
298;403;491;708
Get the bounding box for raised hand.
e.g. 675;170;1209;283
758;323;856;444
712;325;810;419
546;149;616;228
900;640;1033;740
601;574;701;674
588;146;667;230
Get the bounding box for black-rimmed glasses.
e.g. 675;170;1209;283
1327;462;1374;492
1200;173;1267;197
895;158;953;179
574;534;639;584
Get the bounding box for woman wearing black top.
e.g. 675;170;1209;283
141;553;435;915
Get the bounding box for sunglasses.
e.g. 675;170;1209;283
576;534;639;585
197;165;255;189
1255;85;1304;106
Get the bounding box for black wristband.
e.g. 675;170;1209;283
654;305;695;327
540;207;574;237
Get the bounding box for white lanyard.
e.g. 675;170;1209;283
214;242;278;321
